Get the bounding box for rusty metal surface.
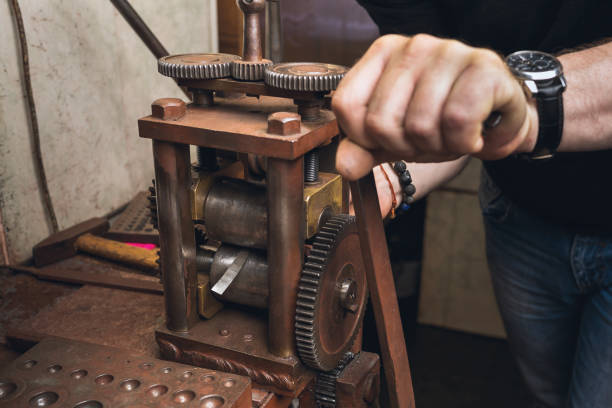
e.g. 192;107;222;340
266;158;304;358
350;173;415;408
0;337;252;407
105;191;159;245
336;352;381;407
139;97;338;160
0;269;76;345
9;285;164;357
156;309;314;397
10;255;163;294
153;141;198;333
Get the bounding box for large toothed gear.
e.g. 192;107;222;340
295;214;368;372
265;62;348;92
158;53;240;79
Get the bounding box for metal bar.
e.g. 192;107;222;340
266;157;304;357
350;172;415;408
265;0;283;62
110;0;168;58
153;141;198;332
110;0;190;98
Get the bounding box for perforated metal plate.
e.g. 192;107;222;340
0;337;251;407
106;191;158;245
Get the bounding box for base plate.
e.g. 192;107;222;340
0;337;251;407
156;308;314;397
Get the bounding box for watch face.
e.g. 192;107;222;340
506;51;562;81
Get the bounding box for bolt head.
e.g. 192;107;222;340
267;112;301;136
151;98;186;121
219;329;230;337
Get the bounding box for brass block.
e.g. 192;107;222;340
304;172;343;239
197;273;224;319
191;160;244;220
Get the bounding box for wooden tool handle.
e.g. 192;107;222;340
75;233;158;271
350;172;415;408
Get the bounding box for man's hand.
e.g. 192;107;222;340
333;34;538;180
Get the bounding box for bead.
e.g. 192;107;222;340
405;195;415;204
400;173;412;185
399;203;411;212
393;161;407;173
404;184;416;196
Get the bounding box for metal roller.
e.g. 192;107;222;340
203;178;268;249
208;245;269;309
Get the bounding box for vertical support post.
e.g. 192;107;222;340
266;157;304;357
153;140;198;332
350;172;415;408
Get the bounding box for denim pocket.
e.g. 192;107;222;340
479;167;512;223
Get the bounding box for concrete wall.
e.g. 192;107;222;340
0;1;217;263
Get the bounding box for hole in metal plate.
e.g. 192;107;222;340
173;390;196;403
29;391;59;407
94;374;114;385
181;371;194;379
139;363;153;370
0;381;17;399
73;401;103;408
222;378;236;388
161;367;173;374
146;384;168;398
22;360;37;369
200;395;225;408
47;365;62;374
201;374;216;383
70;369;88;380
119;379;141;392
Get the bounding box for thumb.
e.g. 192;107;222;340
335;139;378;181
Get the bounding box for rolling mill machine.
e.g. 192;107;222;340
139;1;415;406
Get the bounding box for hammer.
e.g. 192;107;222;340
33;217;158;271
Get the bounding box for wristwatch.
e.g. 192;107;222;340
505;50;567;160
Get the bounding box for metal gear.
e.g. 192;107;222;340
315;352;357;408
158;53;239;79
264;62;348;91
295;214;368;372
231;59;272;81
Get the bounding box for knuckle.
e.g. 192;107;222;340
474;49;503;67
442;105;472;130
331;92;353;119
364;112;393;139
404;116;437;140
372;34;405;51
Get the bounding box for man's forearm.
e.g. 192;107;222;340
558;41;612;152
408;156;470;200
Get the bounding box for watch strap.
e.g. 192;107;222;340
531;92;564;159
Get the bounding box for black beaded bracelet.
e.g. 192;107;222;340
392;161;416;213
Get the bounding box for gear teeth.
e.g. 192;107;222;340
295;214;364;372
265;63;348;92
231;59;272;81
158;53;239;80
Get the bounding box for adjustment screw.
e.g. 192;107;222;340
151;98;186;121
267;112;301;136
219;329;230;337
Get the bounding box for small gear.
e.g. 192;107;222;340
231;59;273;81
264;62;348;92
295;214;368;372
315;352;357;408
158;53;239;79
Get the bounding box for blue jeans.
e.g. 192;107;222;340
479;168;612;408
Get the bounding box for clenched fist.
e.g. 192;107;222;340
333;34;538;180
